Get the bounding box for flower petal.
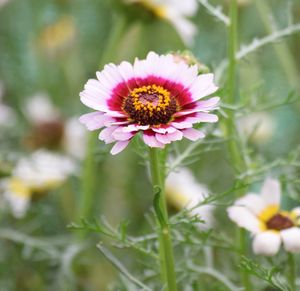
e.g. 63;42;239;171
234;193;266;216
253;231;281;256
227;206;262;234
143;131;164;148
112;128;135;141
155;130;183;144
189;73;218;101
79;112;108;130
98;126;118;144
181;128;205;141
110;140;130;155
281;227;300;253
260;177;281;206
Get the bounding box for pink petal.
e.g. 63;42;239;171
170;121;193;129
155;130;183;144
174;97;220;117
143;132;164;148
152;126;177;134
122;124;150;132
112;128;135;141
98;126;118;144
189;73;218;101
110;140;130;155
195;112;218;123
182;128;205;141
79;112;106;131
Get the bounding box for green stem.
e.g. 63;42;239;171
254;0;300;90
288;253;296;291
226;1;251;290
149;148;177;291
78;16;130;222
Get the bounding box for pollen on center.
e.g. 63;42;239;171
123;84;178;126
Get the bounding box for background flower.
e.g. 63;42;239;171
1;150;76;218
24;94;86;159
165;167;215;230
227;177;300;256
125;0;198;45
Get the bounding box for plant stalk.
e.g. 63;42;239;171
226;1;251;290
288;253;296;290
149;147;177;291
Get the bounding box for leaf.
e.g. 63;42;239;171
153;185;167;228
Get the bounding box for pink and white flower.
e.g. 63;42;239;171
227;177;300;256
79;52;219;155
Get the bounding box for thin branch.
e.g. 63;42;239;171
215;23;300;82
236;23;300;60
197;0;230;26
96;243;152;291
188;263;243;291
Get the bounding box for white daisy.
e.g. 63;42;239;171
2;150;76;218
165;167;215;230
24;94;86;159
227;177;300;256
125;0;198;45
238;112;274;145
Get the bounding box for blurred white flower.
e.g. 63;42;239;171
227;177;300;256
25;93;61;124
63;117;87;160
165;167;215;230
0;0;10;8
24;94;86;158
1;150;77;218
126;0;198;45
238;112;274;144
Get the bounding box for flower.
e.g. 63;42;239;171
165;167;215;230
125;0;198;45
227;178;300;256
0;0;10;8
79;52;219;155
24;93;86;159
238;112;274;145
1;150;76;218
38;15;76;57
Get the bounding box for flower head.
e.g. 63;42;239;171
227;178;300;256
1;150;76;218
24;94;86;158
125;0;198;45
238;112;274;145
165;167;215;230
79;52;219;155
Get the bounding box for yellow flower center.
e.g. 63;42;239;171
258;205;295;231
8;178;31;198
123;84;178;125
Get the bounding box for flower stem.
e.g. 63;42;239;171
226;1;251;290
149;147;177;291
287;253;296;290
